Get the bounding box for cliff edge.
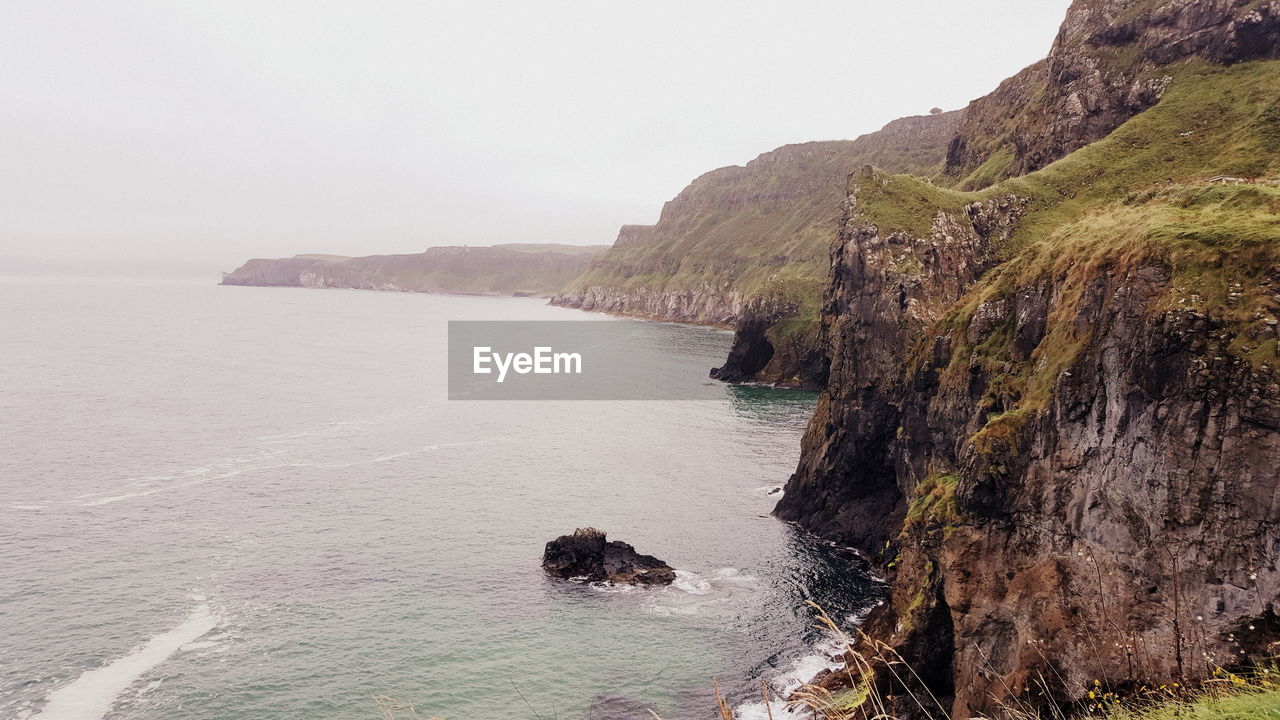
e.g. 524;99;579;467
775;1;1280;717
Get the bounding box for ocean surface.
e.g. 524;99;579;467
0;275;880;720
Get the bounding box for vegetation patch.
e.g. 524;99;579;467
904;473;962;528
851;173;976;237
958;145;1016;191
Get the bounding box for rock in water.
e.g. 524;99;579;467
542;528;675;586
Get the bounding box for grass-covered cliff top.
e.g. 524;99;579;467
857;61;1280;415
863;60;1280;243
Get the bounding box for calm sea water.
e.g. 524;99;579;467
0;275;879;720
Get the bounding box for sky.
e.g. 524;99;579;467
0;0;1073;275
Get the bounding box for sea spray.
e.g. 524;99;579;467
33;603;219;720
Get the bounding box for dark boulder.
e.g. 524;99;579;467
542;528;676;586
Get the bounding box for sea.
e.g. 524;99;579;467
0;274;880;720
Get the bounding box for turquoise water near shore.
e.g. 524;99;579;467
0;276;879;720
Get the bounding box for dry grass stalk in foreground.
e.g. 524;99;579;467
785;600;947;720
714;678;735;720
782;604;1280;720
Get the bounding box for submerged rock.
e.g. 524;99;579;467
542;528;675;586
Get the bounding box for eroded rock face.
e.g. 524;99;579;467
775;180;1280;719
710;293;829;389
826;257;1280;719
780;170;1280;717
939;267;1280;715
775;170;1029;554
542;528;676;586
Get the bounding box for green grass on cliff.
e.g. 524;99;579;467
944;180;1280;412
904;473;960;526
851;173;977;238
858;61;1280;423
994;61;1280;257
861;60;1280;242
958;145;1017;192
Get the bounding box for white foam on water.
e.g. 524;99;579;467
32;604;219;720
647;568;762;616
63;434;488;508
733;632;847;720
672;570;712;595
734;699;809;720
79;471;242;506
9;504;47;510
367;444;446;464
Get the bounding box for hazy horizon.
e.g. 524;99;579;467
2;0;1072;275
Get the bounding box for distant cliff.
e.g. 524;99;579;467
553;112;963;388
775;0;1280;717
220;244;607;298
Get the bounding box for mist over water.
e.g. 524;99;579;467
0;276;880;720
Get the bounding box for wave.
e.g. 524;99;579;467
734;633;847;720
254;406;431;445
645;568;760;616
32;603;219;720
37;441;488;509
78;470;243;507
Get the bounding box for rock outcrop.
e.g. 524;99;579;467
220;244;607;298
542;528;676;586
709;282;829;389
774;1;1280;717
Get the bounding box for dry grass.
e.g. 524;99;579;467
748;605;1279;720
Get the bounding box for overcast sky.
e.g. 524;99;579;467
1;0;1072;274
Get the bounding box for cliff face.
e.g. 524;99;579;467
775;177;1029;547
220;244;606;298
945;0;1280;187
553;112;963;386
775;3;1280;714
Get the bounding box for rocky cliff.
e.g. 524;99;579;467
775;1;1280;716
220;244;607;298
944;0;1280;188
553;112;962;387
